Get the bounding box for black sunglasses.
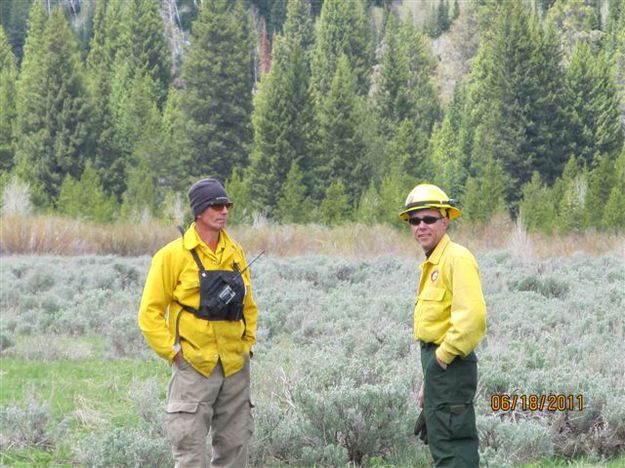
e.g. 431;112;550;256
208;203;233;211
407;215;443;226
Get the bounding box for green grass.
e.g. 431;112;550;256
521;455;625;467
0;357;167;422
0;356;169;466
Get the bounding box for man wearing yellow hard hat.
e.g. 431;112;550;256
400;183;487;467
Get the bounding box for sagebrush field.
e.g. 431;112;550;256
1;245;624;466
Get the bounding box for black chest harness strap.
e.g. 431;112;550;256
173;226;247;350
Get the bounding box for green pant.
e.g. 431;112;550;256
420;345;479;467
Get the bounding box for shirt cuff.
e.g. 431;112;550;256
435;346;456;364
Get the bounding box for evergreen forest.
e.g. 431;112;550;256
1;0;624;233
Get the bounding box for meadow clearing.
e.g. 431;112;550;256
1;218;624;467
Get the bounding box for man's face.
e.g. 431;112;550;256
408;208;449;253
196;203;230;232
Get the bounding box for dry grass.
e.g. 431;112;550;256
1;214;623;259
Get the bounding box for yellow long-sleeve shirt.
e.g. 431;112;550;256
414;234;487;364
138;223;258;378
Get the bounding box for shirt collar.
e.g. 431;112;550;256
422;234;450;266
183;222;226;252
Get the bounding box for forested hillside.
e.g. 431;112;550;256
1;0;624;232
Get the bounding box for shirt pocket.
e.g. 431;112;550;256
417;287;446;321
175;278;199;306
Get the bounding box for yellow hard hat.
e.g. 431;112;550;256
399;183;461;220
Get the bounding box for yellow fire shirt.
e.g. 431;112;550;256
138;223;258;378
414;234;487;364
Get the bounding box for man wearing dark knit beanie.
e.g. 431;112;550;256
139;178;258;468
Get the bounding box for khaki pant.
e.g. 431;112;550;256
166;357;253;468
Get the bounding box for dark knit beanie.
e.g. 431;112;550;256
188;178;230;217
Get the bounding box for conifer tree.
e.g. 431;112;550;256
527;21;572;184
519;171;557;232
13;0;47;179
310;0;374;98
179;0;254;182
320;179;350;225
86;0;124;198
584;154;615;229
604;0;624;57
120;160;159;221
317;55;369;205
387;119;432;181
554;156;587;232
461;157;507;224
463;2;570;210
377;163;414;227
282;0;315;59
118;0;171;108
354;181;381;225
371;14;440;138
14;5;92;207
225;168;253;225
565;42;624;167
277;160;313;223
0;27;17;172
0;0;31;63
430;84;469;198
602;145;625;230
247;35;316;216
57;162;117;223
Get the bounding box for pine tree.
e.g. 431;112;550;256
319;179;350;225
377;163;413;227
247;36;316;216
277;160;313;223
554;156;587;232
86;0;124;198
179;0;254;182
602;145;625;230
461;157;507;224
13;0;47;179
387;119;432;181
584;154;615;229
0;0;31;63
430;84;469;198
463;2;570;211
527;21;572;184
0;27;17;172
14;5;92;207
310;0;374;98
118;0;171;108
225;168;253;225
317;54;370;205
120;160;159;221
282;0;315;58
370;14;440;138
519;172;557;233
57;162;117;223
354;181;381;226
565;41;624;167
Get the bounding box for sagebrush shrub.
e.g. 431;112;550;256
1;252;624;465
0;397;55;451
